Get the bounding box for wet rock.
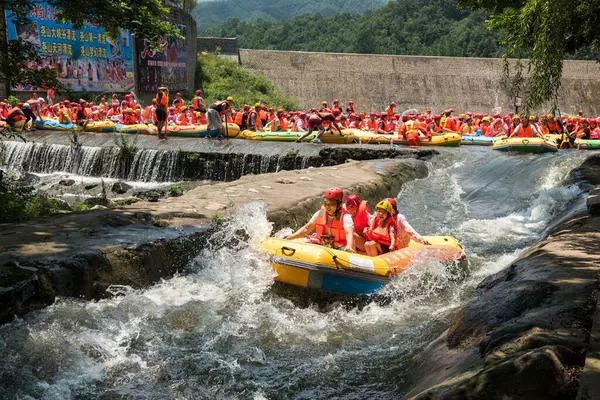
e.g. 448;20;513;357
84;183;99;190
205;202;226;211
574;154;600;185
134;189;166;202
588;187;600;215
84;197;112;208
54;198;72;211
90;205;108;210
276;178;294;184
111;181;132;194
58;178;75;186
145;191;161;202
23;173;40;184
112;197;141;207
447;269;557;349
411;346;574;400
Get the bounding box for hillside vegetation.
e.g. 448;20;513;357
196;52;298;110
193;0;387;30
201;0;502;57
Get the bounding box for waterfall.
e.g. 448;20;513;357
1;141;323;183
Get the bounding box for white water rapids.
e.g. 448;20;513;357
0;147;592;399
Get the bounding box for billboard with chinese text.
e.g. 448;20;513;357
136;25;187;93
5;2;134;92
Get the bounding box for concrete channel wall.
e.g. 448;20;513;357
238;49;600;115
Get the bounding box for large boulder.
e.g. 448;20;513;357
111;181;132;194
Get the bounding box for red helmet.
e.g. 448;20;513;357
345;194;361;207
323;187;343;202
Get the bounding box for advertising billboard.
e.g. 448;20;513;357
5;2;134;92
136;25;187;93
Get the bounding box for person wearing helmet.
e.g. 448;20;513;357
296;108;322;142
246;103;263;131
343;194;371;253
509;115;543;138
385;101;397;118
346;100;356;114
319;100;330;113
386;198;429;248
364;200;396;256
192;89;206;113
285;187;355;251
172;92;185;108
291;112;307;133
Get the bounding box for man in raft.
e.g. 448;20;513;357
509;115;543;138
285;187;357;252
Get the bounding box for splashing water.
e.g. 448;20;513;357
0;148;592;399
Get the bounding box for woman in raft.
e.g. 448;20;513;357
363;198;430;256
285;189;427;255
285;187;356;252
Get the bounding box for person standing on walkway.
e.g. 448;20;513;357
156;86;169;140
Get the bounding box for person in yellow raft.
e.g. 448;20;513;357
285;187;356;252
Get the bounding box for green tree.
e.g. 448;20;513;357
458;0;600;111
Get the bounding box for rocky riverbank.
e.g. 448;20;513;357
0;153;429;324
405;154;600;400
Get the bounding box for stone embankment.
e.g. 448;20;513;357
0;143;431;323
406;154;600;400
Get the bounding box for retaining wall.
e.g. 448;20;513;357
239;49;600;114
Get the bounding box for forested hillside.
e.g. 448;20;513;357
193;0;388;30
201;0;503;57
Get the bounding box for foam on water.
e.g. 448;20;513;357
0;148;592;399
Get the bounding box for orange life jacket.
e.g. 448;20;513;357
313;206;347;248
277;117;288;131
234;111;244;125
515;124;533;138
247;110;262;130
367;119;377;131
365;216;394;247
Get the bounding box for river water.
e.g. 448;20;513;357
0;147;592;399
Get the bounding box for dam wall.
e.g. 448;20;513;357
238;49;600;114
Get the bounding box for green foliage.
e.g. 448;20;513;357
23;195;63;219
0;178;65;222
72;201;92;212
193;0;387;29
197;52;298;109
201;0;503;57
169;184;184;197
7;96;20;107
458;0;600;110
114;133;138;161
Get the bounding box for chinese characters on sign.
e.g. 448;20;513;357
5;2;135;92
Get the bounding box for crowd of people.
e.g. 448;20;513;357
2;89;599;145
286;187;429;255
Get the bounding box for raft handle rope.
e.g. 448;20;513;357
281;247;296;256
522;139;529;145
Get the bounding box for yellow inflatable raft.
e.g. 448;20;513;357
83;120;116;133
353;131;461;146
115;124;158;135
493;136;558;153
260;236;465;295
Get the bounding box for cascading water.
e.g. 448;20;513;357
1;141;318;183
0;147;592;399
